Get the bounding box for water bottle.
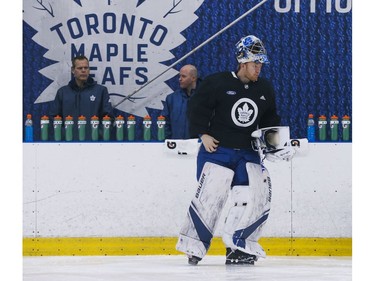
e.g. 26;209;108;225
40;115;50;141
157;115;166;141
78;115;86;141
318;115;327;141
102;115;111;141
115;115;125;141
64;115;74;142
127;115;136;141
90;116;99;141
53;115;62;141
329;115;339;141
342;115;351;141
307;114;315;142
24;114;34;142
143;115;152;141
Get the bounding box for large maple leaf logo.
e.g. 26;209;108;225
23;0;204;117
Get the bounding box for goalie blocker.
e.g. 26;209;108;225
251;126;308;162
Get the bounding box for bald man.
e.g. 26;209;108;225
161;64;199;139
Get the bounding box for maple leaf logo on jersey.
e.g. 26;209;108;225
237;103;253;123
231;98;258;127
23;0;204;117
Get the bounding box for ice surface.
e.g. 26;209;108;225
23;255;352;281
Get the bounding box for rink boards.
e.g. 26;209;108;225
23;142;352;256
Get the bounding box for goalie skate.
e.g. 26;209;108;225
225;248;258;265
188;255;202;265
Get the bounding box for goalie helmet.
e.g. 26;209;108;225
235;35;269;64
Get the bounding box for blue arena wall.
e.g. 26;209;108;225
23;0;352;141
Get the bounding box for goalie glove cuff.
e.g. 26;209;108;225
265;146;296;162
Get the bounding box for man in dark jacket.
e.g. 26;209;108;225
49;55;114;141
161;64;199;139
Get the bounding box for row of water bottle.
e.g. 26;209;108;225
24;114;167;142
307;114;351;142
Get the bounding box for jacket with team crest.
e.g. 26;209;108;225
49;77;114;140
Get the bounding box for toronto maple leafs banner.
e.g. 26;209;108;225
23;0;352;141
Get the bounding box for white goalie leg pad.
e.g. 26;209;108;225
176;162;234;258
222;185;251;248
222;163;272;258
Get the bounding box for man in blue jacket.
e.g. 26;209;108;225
49;55;114;141
161;64;199;139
